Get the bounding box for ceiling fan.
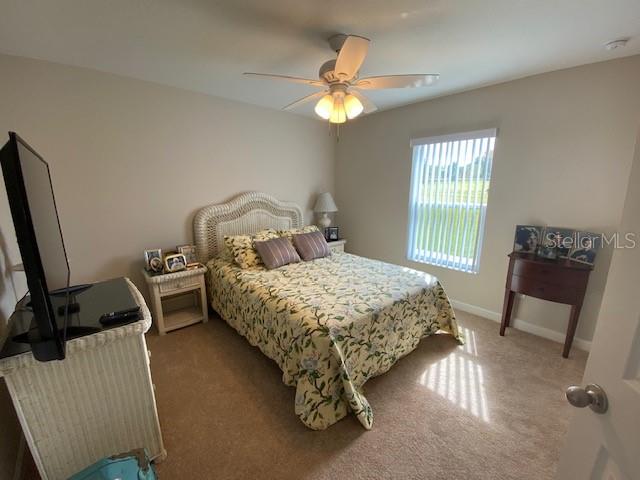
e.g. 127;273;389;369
244;34;439;123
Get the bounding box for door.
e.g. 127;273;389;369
557;135;640;479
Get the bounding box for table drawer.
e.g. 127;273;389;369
512;259;588;286
511;275;581;304
158;276;200;293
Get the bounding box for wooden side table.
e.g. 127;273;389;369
328;239;346;253
143;266;208;335
500;252;593;357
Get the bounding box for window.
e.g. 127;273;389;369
407;129;497;274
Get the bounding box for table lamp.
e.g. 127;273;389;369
314;192;338;229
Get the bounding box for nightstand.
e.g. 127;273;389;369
328;239;346;253
499;252;592;357
143;266;208;335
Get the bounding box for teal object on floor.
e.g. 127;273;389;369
69;449;157;480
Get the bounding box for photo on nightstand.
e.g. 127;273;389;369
164;253;187;272
144;248;162;271
325;226;339;241
177;244;198;264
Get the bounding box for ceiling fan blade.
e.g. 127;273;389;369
354;74;439;89
334;35;370;82
349;90;377;114
243;73;325;88
283;91;327;111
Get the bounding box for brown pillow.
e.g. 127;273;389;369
254;237;301;270
292;231;331;261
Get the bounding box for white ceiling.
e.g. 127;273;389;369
1;0;639;117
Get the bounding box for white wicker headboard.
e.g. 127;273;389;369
193;191;303;263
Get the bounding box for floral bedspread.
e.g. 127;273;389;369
206;253;462;430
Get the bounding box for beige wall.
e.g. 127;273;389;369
0;53;335;291
0;53;334;475
336;55;640;344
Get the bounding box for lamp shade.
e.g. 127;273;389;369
329;97;346;124
314;94;333;120
313;192;338;213
344;94;364;119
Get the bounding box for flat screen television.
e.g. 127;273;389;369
1;132;72;361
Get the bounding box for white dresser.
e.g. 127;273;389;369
0;279;165;480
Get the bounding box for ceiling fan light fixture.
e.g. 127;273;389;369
344;94;364;119
247;34;439;124
314;94;334;120
329;96;347;124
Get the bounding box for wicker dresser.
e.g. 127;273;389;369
0;279;165;480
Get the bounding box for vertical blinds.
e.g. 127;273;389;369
407;129;497;274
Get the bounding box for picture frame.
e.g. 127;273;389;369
536;243;558;260
325;226;339;241
149;256;164;273
569;232;601;266
541;227;576;258
513;225;542;253
164;253;187;273
144;248;162;271
177;244;198;264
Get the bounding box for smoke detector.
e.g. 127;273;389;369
604;38;629;51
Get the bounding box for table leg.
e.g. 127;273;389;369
500;289;515;336
563;303;582;358
150;287;166;336
199;277;208;324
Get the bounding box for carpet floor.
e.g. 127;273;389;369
146;310;587;480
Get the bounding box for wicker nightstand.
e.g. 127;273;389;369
328;239;346;253
143;267;208;335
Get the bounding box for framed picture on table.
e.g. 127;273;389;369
513;225;542;254
325;226;339;241
177;244;198;264
164;253;188;273
144;248;162;271
538;227;576;259
569;232;601;266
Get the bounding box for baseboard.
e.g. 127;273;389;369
450;299;592;352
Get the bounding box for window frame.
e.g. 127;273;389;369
406;128;498;274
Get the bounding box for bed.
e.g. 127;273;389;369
194;192;462;430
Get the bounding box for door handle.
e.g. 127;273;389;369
565;384;608;414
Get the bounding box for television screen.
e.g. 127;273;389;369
1;132;70;360
15;139;70;292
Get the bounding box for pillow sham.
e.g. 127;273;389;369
218;242;234;262
254;237;301;270
278;225;319;241
224;229;279;268
253;228;280;243
292;230;332;261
